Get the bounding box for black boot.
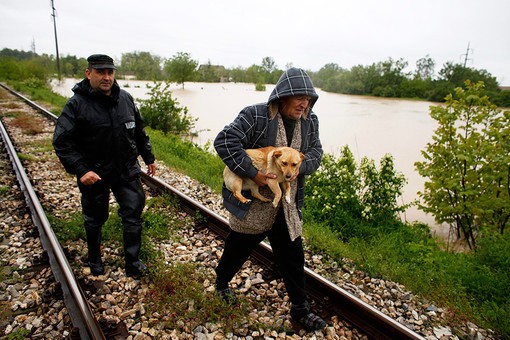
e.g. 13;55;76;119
125;261;147;278
85;227;104;276
215;280;237;304
123;227;147;278
291;301;327;331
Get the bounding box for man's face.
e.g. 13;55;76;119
280;96;312;120
86;68;115;95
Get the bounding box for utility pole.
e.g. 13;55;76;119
461;42;473;68
51;0;61;79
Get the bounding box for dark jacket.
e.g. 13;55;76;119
214;67;323;219
53;79;155;180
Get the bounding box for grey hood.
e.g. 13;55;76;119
267;67;319;118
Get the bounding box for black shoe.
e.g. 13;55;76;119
216;287;237;304
294;312;327;331
290;301;327;331
88;260;104;276
125;261;148;278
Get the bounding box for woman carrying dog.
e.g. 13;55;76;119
213;67;326;331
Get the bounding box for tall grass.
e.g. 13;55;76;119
147;128;224;192
7;80;68;114
303;219;510;337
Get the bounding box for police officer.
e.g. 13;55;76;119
53;54;156;278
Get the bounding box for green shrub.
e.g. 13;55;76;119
138;82;197;137
415;81;510;249
460;233;510;303
0;56;50;84
304;145;408;240
255;82;266;91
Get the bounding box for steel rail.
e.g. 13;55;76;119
2;82;425;339
0;83;59;122
0;85;105;339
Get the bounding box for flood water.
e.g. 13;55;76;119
52;79;446;234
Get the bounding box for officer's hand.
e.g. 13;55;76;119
80;171;101;186
147;163;156;176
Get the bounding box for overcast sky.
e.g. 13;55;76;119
1;0;509;85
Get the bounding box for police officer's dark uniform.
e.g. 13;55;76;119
53;54;155;277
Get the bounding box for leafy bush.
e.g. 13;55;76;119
0;56;50;84
460;233;510;302
304;145;408;240
255;82;266;91
138;82;197;137
415;81;510;249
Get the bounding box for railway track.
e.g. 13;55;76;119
0;87;104;339
0;82;459;339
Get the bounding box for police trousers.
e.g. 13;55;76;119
78;174;145;268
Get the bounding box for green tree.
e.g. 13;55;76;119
60;54;87;77
0;56;51;85
137;82;197;137
229;66;248;83
0;48;37;60
415;81;510;249
415;55;435;80
438;62;495;89
164;52;198;89
197;60;227;82
245;64;264;84
353;63;381;94
372;58;408;97
480;108;510;234
121;51;162;80
261;56;276;74
311;63;343;89
260;56;281;83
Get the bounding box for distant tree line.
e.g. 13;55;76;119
311;57;510;107
1;48;508;106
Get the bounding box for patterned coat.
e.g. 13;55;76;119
214;68;323;229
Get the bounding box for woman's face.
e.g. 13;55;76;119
280;96;311;120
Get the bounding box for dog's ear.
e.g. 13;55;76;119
273;150;282;158
300;152;305;161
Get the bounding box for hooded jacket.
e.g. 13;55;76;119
214;67;323;220
53;78;155;180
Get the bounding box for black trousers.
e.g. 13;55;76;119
215;207;307;305
78;175;145;268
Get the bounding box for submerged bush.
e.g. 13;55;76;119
138;82;197;137
304;145;408;240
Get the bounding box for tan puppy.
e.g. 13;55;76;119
224;146;305;207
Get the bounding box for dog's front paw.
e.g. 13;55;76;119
285;195;291;203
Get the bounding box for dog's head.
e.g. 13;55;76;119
273;147;305;181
